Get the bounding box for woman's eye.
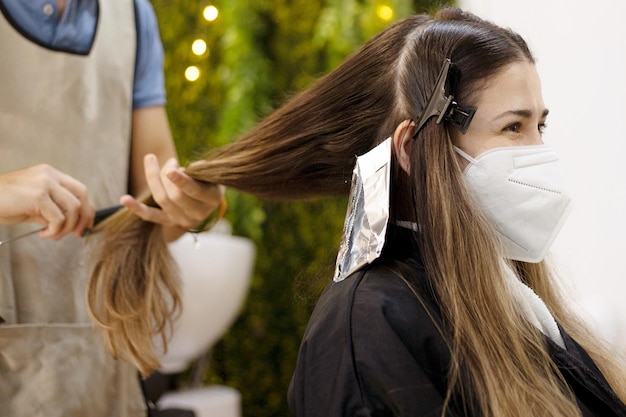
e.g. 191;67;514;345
504;123;521;133
538;123;547;134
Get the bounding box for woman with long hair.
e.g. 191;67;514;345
91;6;626;416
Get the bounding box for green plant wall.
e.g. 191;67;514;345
151;1;453;416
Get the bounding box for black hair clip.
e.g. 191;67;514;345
412;58;477;138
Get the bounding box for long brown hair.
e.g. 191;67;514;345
88;7;626;416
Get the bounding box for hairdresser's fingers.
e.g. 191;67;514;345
43;188;81;239
31;194;66;238
166;167;223;204
165;166;225;222
149;156;222;229
143;155;190;226
128;154;224;229
44;174;95;239
0;164;94;239
57;175;95;237
119;194;172;225
122;154;187;227
143;154;168;206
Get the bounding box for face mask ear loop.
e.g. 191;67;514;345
453;145;478;168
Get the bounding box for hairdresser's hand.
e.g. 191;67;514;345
120;154;225;239
0;164;95;239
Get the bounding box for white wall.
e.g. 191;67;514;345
458;0;626;351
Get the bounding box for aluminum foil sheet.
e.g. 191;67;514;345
334;138;391;282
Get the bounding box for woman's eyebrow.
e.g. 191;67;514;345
493;108;550;120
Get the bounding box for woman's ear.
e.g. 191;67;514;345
392;120;415;174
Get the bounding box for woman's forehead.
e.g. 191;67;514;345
471;62;546;119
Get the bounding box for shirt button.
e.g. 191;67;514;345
42;3;55;16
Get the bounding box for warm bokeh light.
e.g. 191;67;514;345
185;66;200;81
376;4;394;21
192;39;208;56
203;5;218;21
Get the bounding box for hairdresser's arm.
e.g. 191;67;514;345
123;105;224;242
0;164;94;238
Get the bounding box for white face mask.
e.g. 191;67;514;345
455;144;573;263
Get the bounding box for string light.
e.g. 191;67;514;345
185;6;219;81
203;5;218;22
376;4;394;21
192;39;208;56
185;66;201;81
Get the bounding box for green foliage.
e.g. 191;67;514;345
151;1;453;416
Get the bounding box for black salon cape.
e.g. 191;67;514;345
288;225;626;417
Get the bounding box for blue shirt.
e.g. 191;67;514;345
0;0;166;109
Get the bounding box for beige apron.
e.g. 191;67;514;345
0;1;146;415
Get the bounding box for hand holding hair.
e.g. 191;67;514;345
121;154;225;235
